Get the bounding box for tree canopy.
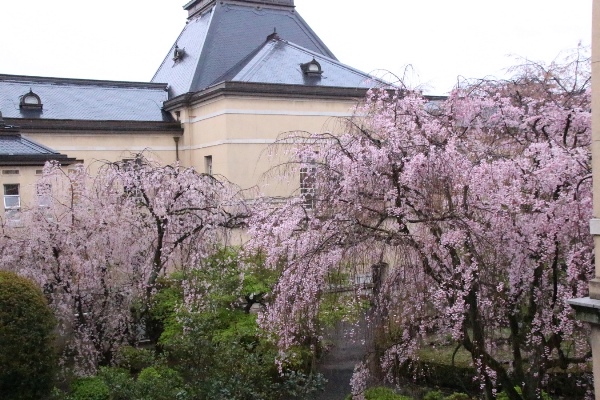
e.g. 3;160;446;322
248;51;593;400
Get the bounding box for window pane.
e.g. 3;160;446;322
4;184;19;196
4;196;20;209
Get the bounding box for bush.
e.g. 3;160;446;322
445;393;471;400
0;270;57;400
496;387;552;400
97;367;136;400
70;377;109;400
347;386;412;400
113;346;155;374
135;366;187;400
423;390;444;400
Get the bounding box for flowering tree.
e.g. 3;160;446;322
248;52;593;399
0;156;249;375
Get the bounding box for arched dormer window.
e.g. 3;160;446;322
301;58;323;77
20;89;43;110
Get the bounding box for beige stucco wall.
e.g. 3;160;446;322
591;0;600;297
26;132;179;170
588;2;600;398
0;165;58;218
2;92;361;218
179;95;360;197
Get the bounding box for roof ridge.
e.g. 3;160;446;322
269;39;387;85
208;38;277;86
0;74;168;90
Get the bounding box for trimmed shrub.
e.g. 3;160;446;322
136;366;187;400
0;270;57;400
445;393;471;400
70;377;110;400
347;386;412;400
424;391;445;400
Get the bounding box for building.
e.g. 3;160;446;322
569;1;600;398
0;0;382;216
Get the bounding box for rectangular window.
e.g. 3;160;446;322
300;166;316;209
37;183;52;208
35;169;44;175
2;169;19;175
4;184;20;209
205;156;213;175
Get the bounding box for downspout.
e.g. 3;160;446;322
173;136;180;162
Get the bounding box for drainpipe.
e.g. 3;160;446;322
173;137;180;162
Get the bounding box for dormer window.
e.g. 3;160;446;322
20;89;43;110
301;58;323;77
173;45;186;62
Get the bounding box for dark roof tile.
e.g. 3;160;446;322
0;75;170;122
152;1;337;96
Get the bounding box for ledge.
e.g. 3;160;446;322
568;297;600;325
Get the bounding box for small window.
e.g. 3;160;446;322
35;169;44;175
37;183;52;208
19;89;43;110
4;184;20;209
2;169;19;175
300;166;316;209
300;58;323;77
205;156;213;175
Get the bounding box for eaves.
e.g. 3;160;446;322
4;118;183;135
163;81;371;111
0;154;81;167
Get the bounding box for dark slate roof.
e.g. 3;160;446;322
0;75;171;122
0;134;59;156
153;0;337;96
0;132;79;166
216;38;384;89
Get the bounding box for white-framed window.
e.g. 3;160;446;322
36;183;52;208
4;184;20;210
2;169;19;176
3;184;21;222
300;166;316;209
205;155;213;175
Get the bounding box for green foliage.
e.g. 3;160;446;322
423;390;471;400
53;248;324;400
496;387;552;400
113;346;155;374
347;386;412;400
146;247;324;399
444;393;471;400
318;270;370;328
423;390;445;400
135;366;187;400
70;377;109;400
97;367;135;400
0;270;58;400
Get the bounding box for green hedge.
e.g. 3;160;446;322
0;271;57;400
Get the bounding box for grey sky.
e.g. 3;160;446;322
1;0;591;94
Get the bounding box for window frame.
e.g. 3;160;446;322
3;184;21;210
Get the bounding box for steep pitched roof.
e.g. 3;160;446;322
216;38;383;89
0;75;171;122
152;0;338;97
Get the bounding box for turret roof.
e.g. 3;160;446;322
152;0;373;97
